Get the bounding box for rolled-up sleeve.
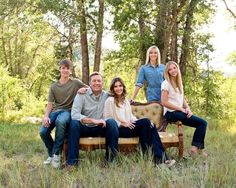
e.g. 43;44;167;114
135;66;145;88
71;94;86;121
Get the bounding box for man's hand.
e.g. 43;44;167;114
94;119;106;127
78;87;89;94
43;116;50;127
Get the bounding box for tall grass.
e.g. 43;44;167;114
0;122;235;188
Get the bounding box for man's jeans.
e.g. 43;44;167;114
39;110;70;157
165;111;207;149
67;119;119;165
119;118;167;163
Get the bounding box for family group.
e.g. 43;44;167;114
39;45;208;169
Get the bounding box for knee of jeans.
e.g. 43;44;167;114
55;118;69;127
39;127;48;137
143;118;152;126
142;118;149;122
69;120;80;131
202;119;208;128
106;119;119;131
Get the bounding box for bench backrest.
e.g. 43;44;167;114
131;102;163;130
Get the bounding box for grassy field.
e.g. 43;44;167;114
0;122;235;188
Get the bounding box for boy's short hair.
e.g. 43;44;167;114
59;59;73;69
89;72;103;82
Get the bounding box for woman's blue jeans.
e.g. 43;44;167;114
119;118;167;163
39;110;70;157
164;111;207;149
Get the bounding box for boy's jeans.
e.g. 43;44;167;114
39;110;70;157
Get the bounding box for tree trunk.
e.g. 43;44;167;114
68;25;76;78
155;0;168;61
93;0;104;72
138;14;147;65
78;0;89;84
179;0;200;75
170;2;178;62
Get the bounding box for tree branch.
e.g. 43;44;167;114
222;0;236;18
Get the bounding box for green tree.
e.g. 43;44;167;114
0;0;58;97
227;51;236;66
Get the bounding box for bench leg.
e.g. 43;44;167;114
62;141;67;162
178;136;184;159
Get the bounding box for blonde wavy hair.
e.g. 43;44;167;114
164;61;183;94
145;45;161;66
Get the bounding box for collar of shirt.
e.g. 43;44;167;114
146;64;159;68
87;88;105;101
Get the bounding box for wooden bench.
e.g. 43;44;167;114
62;102;184;160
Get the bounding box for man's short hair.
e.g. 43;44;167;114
89;72;103;82
59;59;73;69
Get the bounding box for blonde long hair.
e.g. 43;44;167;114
164;61;183;94
145;45;161;66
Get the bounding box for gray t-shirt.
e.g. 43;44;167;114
48;79;86;112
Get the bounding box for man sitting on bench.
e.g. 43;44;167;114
66;72;119;167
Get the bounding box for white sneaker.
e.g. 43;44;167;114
43;157;52;165
51;154;61;168
164;159;176;168
156;159;176;169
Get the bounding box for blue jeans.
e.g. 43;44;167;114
165;111;207;149
66;119;119;165
119;118;167;163
39;110;71;157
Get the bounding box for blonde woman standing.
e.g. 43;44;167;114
161;61;208;156
131;45;165;102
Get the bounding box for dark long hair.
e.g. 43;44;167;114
109;77;127;107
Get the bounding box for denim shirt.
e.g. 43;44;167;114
136;64;165;102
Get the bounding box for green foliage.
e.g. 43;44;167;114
200;69;225;119
0;0;59;98
108;0;154;59
227;51;236;66
181;31;225;120
0;66;26;121
220;76;236;124
103;57;146;101
183;66;225;120
0;0;235;126
0;65;45;123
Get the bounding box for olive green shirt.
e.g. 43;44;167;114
48;79;86;112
